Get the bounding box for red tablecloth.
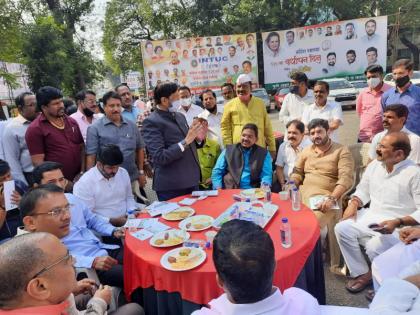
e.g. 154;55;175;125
124;189;320;305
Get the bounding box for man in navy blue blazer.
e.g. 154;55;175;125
142;83;203;201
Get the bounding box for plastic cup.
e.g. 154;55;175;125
279;191;289;200
205;231;217;244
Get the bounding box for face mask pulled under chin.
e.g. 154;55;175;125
367;77;381;89
169;99;182;112
395;75;410;88
289;85;299;94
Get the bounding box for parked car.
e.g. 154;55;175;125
274;87;290;111
384;71;420;87
350;80;368;94
252;88;271;112
323;78;358;109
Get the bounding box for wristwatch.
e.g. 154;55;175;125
181;139;189;149
326;195;337;203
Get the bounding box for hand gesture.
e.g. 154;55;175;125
92;256;118;271
11;190;21;206
113;228;125;239
377;219;400;234
73;278;97;296
341;202;357;221
94;285;112;305
400;227;420;244
185;120;203;145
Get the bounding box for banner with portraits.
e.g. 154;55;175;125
141;33;259;94
262;16;388;90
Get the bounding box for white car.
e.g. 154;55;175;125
323;78;358;109
384;71;420;87
350;80;368;94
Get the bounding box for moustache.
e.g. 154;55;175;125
376;150;382;157
288;137;296;141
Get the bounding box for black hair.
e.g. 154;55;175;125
0;160;10;177
365;19;376;26
286;119;305;134
75;90;96;102
289;72;308;84
265;32;280;46
19;184;64;218
15;92;34;109
154;45;163;53
393;59;414;71
286;30;295;37
229;45;236;51
346;22;355;28
384;104;409;120
387;132;411;159
213;220;275;303
242;60;252;67
308;118;329;132
221;83;234;90
114;83;129;92
346;50;356;56
97;144;123;166
366;47;377;55
314;80;330;93
200;89;216;102
242;123;258;138
364;64;384;75
327;52;336;58
178;86;191;94
32;162;63;185
36;86;63;111
154;83;178;105
102;91;121;107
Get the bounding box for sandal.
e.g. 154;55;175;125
345;274;372;293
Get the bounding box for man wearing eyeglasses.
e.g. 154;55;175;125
0;232;144;314
20;182;126;290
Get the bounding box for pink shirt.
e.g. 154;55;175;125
356;83;392;142
70;110;103;143
192;287;320;315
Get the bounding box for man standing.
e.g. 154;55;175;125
3;92;37;185
177;86;202;126
221;74;276;157
302;81;343;143
369;104;420;164
86;91;147;192
115;83;141;123
142;83;202;201
70;89;103;143
290;118;354;270
382;59;420;136
25;86;85;182
199;89;223;145
335;132;420;293
356;64;392;142
279;72;314;125
221;83;235;104
275;120;311;188
212;124;272;189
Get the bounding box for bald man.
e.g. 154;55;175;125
335;132;420;293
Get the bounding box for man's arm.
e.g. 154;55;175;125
2;128;27;184
260;152;273;185
25;124;46;166
289;153;306;186
278;96;291;124
211;150;227;189
220;106;233;146
355;93;363;117
78;196;114;236
85;125;98;170
329;104;343;131
80;143;86;172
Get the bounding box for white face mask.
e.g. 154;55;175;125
169;99;182;112
367;77;381;89
180;98;191;108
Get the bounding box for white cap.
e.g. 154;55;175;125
236;74;252;84
197;111;209;121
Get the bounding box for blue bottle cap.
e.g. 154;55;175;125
282;217;288;223
292;187;298;191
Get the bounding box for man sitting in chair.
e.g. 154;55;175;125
211;123;272;189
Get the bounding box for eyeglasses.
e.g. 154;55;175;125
31;250;74;279
32;204;72;218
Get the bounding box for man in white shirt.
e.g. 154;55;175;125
302;81;343;143
74;144;138;227
279;72;314;125
192;219;320;315
199;89;223;146
177;85;203;126
275;120;311;187
335;132;420;293
369;104;420;164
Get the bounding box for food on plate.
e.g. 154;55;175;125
168;256;177;264
179;248;191;256
163;207;195;220
153;231;185;246
154;239;164;245
167;248;202;270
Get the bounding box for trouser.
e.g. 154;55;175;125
97;247;124;289
23;171;34;187
156;186;198;201
335;219;400;278
131;180;148;204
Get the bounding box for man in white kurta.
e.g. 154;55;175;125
192;219;320;315
335;132;420;292
369;104;420;164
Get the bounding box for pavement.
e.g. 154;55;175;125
143;108;371;308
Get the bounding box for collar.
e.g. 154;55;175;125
93;165;118;182
314;101;332;110
14;114;31;124
0;298;70;315
103;115;126;125
311;139;333;155
381;158;414;175
394;83;414;94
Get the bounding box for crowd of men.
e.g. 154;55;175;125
0;58;420;314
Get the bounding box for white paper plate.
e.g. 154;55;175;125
240;188;265;199
178;215;214;231
162;207;195;221
160;247;206;271
149;229;190;248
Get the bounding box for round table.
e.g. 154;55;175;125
124;189;321;310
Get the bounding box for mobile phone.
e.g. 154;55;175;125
368;223;387;234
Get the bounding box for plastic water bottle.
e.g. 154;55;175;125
287;180;296;199
291;187;301;211
127;209;136;219
280;218;292;248
261;183;272;203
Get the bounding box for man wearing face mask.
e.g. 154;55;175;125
221;74;276;157
177;85;203;126
382;59;420;136
356;65;392;142
142;83;203;200
71;90;103;143
279;72;314;125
